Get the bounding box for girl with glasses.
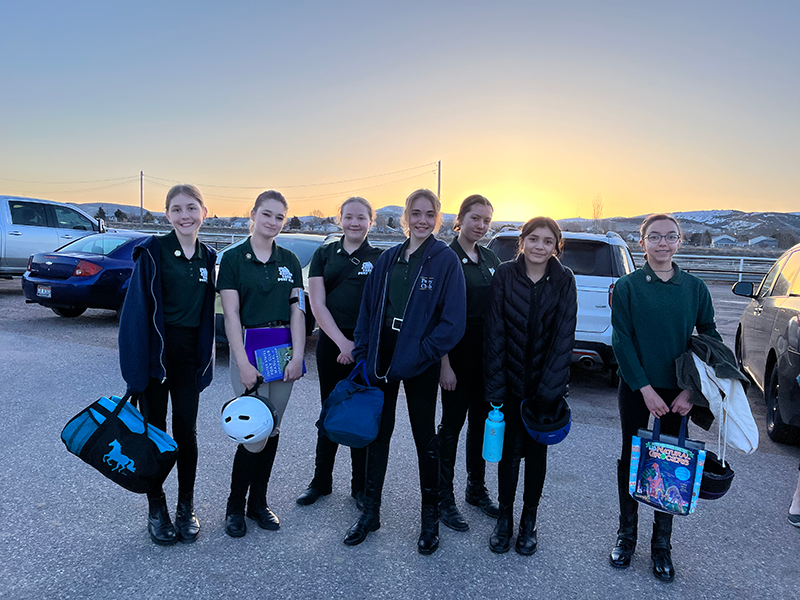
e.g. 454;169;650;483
609;213;721;581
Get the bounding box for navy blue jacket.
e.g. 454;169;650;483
118;235;217;393
354;236;466;383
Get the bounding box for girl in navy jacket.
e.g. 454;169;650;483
344;189;466;555
118;184;216;546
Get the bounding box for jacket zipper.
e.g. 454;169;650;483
145;248;167;383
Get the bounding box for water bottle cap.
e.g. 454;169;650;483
488;404;504;422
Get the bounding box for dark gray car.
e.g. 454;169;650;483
733;243;800;444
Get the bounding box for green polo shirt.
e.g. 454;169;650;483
611;262;721;391
386;236;431;322
309;237;384;330
217;238;303;329
158;231;209;328
449;237;501;326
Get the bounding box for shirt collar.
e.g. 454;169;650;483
334;235;370;257
643;261;682;285
243;237;278;264
449;235;479;265
162;229;204;261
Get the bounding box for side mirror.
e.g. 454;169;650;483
97;218;106;233
731;281;755;298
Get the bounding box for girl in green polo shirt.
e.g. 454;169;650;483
609;213;721;581
217;190;306;538
118;183;217;546
296;196;383;508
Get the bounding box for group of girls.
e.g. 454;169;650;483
119;183;718;580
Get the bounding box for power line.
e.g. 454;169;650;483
0;175;137;184
145;162;437;190
0;178;139;196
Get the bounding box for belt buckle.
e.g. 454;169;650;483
391;317;403;331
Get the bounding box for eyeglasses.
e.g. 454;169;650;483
644;233;680;243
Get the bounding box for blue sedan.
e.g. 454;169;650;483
22;231;148;318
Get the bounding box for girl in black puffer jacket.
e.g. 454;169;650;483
484;217;577;555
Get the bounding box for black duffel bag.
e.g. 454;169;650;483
61;393;178;494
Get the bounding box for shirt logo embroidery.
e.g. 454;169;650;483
489;267;495;276
420;276;434;291
199;267;208;283
277;266;294;283
358;261;373;276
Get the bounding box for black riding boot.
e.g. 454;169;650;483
515;505;538;555
437;425;469;532
651;511;675;582
247;435;281;530
225;444;254;537
175;491;200;543
147;493;177;545
344;492;381;546
610;459;639;568
418;503;440;555
464;418;499;518
489;504;514;553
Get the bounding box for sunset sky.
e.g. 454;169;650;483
1;2;798;222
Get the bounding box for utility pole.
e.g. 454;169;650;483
437;160;441;199
139;171;143;225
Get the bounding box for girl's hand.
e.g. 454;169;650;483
283;357;304;382
640;385;670;418
337;339;355;364
239;362;262;391
439;363;457;391
670;390;693;416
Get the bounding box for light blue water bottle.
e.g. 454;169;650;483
482;403;505;463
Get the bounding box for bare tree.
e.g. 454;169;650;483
309;208;325;219
592;194;603;234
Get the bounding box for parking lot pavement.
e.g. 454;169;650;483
1;279;798;599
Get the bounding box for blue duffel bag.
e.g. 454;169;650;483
61;393;178;494
316;360;384;448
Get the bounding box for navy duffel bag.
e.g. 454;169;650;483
316;360;384;448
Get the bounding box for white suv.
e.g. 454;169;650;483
487;230;635;385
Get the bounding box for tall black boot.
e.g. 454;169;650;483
437;425;468;532
247;435;281;530
175;490;200;543
489;504;514;553
651;511;675;582
465;412;499;518
297;431;335;505
344;491;381;546
610;459;639;568
226;444;254;538
515;505;538;555
147;493;177;545
418;503;440;555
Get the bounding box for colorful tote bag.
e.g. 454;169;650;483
629;416;706;516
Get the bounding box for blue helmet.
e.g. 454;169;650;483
520;397;571;445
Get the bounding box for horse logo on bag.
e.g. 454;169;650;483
103;439;136;474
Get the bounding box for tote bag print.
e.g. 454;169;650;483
629;422;706;516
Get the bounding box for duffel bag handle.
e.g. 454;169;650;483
347;360;370;385
652;415;689;446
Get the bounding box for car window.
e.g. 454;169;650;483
9;201;48;227
561;241;614;277
489;236;518;262
53;205;95;231
771;251;800;297
757;256;788;297
276;236;323;267
59;235;133;255
613;245;635;276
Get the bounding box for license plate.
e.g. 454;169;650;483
37;285;51;298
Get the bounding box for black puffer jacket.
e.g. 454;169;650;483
484;254;577;408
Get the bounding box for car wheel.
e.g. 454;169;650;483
765;365;795;444
52;307;86;318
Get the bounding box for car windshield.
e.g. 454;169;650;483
490;236;630;277
58;235;133;255
276;236;323;267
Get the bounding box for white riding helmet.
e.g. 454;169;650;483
221;395;274;453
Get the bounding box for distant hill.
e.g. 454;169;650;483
76;202;164;219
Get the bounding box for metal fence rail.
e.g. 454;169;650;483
631;252;774;283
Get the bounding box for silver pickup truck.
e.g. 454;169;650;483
1;195;104;277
